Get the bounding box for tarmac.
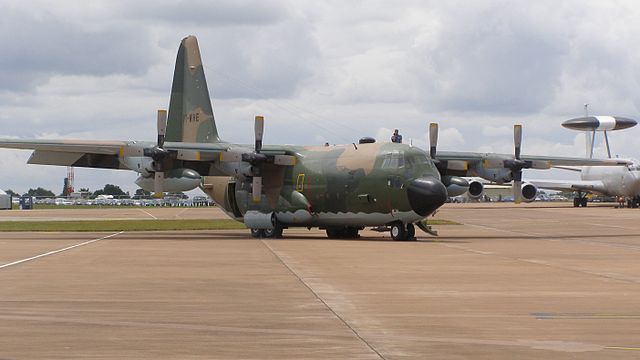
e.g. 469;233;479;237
0;203;639;359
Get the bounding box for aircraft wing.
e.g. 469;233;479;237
0;138;127;155
0;138;133;169
527;179;608;195
435;150;630;174
0;138;291;171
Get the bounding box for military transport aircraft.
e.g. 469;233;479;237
527;116;640;208
0;36;628;240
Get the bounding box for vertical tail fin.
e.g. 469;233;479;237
166;35;221;143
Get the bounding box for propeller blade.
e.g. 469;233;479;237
513;167;522;204
514;124;522;160
252;176;262;202
154;171;164;198
157;109;167;148
255;115;264;153
513;179;522;204
429;123;438;159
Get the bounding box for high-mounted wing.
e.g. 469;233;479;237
428;123;629;203
436;151;630;171
527;179;608;195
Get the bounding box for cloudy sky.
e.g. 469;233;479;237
1;0;639;195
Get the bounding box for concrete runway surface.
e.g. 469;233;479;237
0;203;639;359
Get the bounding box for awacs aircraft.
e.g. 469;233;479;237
427;123;630;203
0;36;629;239
527;116;640;208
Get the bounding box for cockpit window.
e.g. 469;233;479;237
381;151;404;169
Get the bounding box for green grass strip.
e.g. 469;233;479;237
428;219;462;225
0;219;246;232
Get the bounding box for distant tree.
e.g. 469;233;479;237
93;184;128;198
79;188;90;193
27;187;55;198
5;189;17;197
133;188;151;199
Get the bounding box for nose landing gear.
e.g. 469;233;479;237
390;222;416;241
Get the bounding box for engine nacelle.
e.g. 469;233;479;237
467;179;484;200
520;182;538;203
473;162;512;184
441;176;469;197
121;156;155;175
135;168;201;192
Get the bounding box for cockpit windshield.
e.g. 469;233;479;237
381;151;405;169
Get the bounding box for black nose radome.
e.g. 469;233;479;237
407;177;448;217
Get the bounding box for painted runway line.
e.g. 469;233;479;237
0;231;123;270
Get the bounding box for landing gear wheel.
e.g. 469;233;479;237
326;228;341;239
574;197;588;207
343;227;360;239
250;228;264;238
391;222;408;241
406;223;416;240
263;221;284;238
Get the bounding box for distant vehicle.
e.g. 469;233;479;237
19;195;33;210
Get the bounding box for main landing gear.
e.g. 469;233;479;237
390;222;416;241
250;219;284;238
325;227;361;239
573;192;588;207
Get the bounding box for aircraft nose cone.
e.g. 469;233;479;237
407;177;448;217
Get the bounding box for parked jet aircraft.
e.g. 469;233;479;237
527;116;640;207
0;36;629;238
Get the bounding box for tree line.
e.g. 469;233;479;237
3;185;182;199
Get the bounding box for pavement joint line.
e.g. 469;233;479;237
0;231;124;270
259;239;387;360
438;238;640;284
138;209;158;219
463;221;640;252
605;346;640;351
173;208;188;219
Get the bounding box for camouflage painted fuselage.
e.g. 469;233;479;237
203;141;443;228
